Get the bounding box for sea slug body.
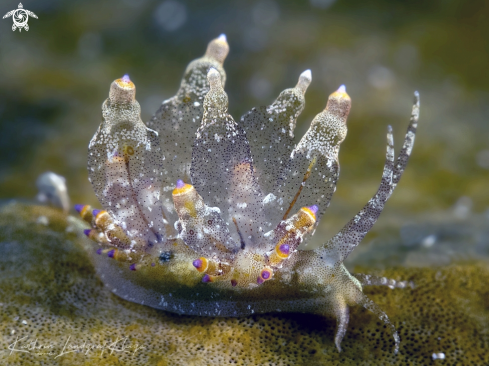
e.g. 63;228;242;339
78;35;420;354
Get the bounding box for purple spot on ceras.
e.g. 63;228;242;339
279;244;290;256
193;258;203;270
202;274;212;283
74;204;85;213
307;205;319;215
261;270;271;280
83;229;91;237
96;248;102;255
122;74;131;83
257;277;264;285
92;209;101;217
107;249;115;258
176;179;185;189
129;263;137;271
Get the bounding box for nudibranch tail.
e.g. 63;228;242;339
354;287;401;355
333;300;349;353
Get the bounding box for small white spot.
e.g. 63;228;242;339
432;352;445;360
36;216;49;225
421;235;436;248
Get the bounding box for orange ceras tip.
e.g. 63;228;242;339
202;274;214;283
257;268;273;284
115;74;134;88
92;209;105;218
330;84;350;100
172;179;193;196
74;204;87;214
302;205;318;220
192;257;208;272
276;243;290;259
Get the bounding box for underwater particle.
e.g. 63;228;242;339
476;149;489;169
154;0;187;32
77;32;103;60
432;352;446;360
368;65;395;90
453;196;473;219
309;0;337;9
421;234;436;248
252;0;280;27
36;215;49;225
249;73;272;100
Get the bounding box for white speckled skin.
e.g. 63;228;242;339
82;35;420;354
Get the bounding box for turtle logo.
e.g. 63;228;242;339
3;3;38;32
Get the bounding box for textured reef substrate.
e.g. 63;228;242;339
0;202;488;365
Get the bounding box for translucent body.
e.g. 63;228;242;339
82;36;420;354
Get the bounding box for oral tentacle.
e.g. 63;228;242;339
322;125;394;262
323;95;419;263
389;91;420;197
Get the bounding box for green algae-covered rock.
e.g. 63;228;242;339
0;202;488;365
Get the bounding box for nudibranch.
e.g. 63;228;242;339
79;34;420;354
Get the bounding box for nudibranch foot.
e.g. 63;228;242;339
81;35;421;355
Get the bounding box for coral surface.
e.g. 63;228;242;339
1;202;488;365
